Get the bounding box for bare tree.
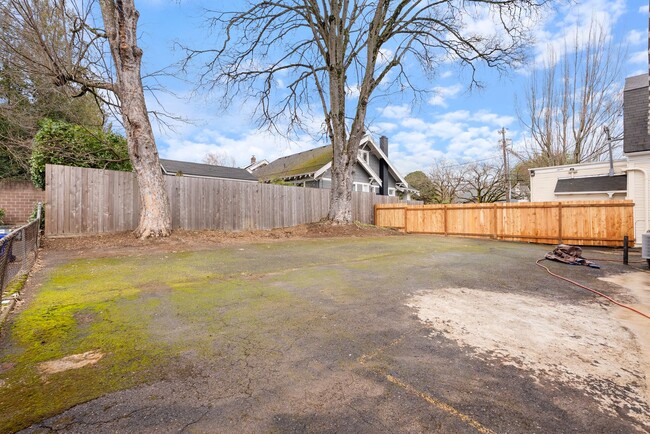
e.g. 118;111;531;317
0;0;171;238
185;0;546;224
461;162;507;203
517;20;623;167
428;160;465;204
203;151;236;167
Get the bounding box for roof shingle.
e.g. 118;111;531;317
254;145;333;181
160;159;257;181
554;175;627;193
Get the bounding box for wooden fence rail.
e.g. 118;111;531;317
375;201;636;247
45;164;403;236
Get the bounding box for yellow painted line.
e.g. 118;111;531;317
384;373;498;434
358;336;498;434
357;336;404;365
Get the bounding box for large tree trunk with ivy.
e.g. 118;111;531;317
99;0;171;238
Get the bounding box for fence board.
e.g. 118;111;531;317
45;164;406;235
376;201;635;247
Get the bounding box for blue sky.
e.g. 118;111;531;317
133;0;649;176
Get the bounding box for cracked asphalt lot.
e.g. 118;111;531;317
2;234;649;433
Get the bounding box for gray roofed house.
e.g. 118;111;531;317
254;135;416;197
160;159;258;182
529;71;650;245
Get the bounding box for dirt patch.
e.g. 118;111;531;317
600;272;650;406
42;222;401;257
408;287;650;427
38;351;104;376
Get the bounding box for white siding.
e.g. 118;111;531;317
626;152;650;244
530;161;628;202
529;158;650;245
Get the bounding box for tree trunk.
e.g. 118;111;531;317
99;0;171;238
328;145;354;223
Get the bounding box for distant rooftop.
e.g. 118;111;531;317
624;74;647;92
254;145;333;181
160;159;257;182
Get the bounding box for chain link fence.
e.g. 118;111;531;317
1;203;42;298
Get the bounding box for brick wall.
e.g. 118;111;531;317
0;180;45;224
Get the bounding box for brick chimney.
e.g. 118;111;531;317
380;136;388;155
251;155;257;165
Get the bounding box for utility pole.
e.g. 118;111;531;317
499;127;511;202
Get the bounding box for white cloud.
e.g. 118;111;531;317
440;71;454;79
625;29;645;46
377;106;516;175
346;83;360;98
438;110;471;123
639;4;648;14
163;128;315;168
371;122;398;133
530;0;626;68
378;104;411;119
377;48;394;66
629;49;648;65
472;110;515;127
428;84;463;107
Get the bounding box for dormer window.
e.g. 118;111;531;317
358;149;370;164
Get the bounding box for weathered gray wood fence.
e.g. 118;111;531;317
45;164;402;235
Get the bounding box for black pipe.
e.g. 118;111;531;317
623;236;628;265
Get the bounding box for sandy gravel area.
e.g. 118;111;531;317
408;276;650;428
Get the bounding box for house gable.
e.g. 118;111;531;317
254;135;411;196
360;136;408;189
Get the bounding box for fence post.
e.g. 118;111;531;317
20;228;26;273
557;202;563;244
492;203;498;239
0;236;13;295
36;202;42;248
443;205;448;236
403;205;408;233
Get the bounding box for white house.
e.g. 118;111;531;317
529;74;650;245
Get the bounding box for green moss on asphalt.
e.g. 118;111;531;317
0;243;327;432
3;273;29;297
0;235;515;432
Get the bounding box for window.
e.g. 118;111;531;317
388;188;396;196
354;182;371;192
358;150;370;164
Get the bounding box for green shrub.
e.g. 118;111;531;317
0;208;5;225
30;119;132;189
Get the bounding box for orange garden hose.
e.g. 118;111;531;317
536;259;650;320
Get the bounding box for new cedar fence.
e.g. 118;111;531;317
375;201;636;247
45;164;404;236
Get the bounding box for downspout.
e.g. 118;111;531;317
623;167;649;233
